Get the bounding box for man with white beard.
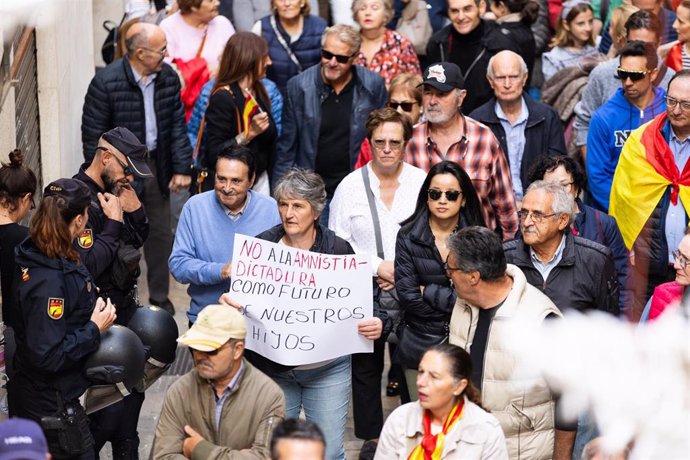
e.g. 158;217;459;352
405;62;518;240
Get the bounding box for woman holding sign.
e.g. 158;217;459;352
221;168;385;460
394;161;486;399
204;32;277;194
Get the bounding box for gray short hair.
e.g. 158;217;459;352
273;169;327;217
525;180;578;225
322;24;362;55
486;52;528;80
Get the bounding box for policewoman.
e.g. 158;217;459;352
9;178;116;459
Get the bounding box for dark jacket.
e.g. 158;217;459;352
12;239;101;402
395;209;458;348
73;166;149;324
634;188;679;279
426;20;521;114
503;230;619;316
261;14;327;95
272;64;388;189
573;198;631;313
245;224;390;376
470;92;566;187
81;58;193;196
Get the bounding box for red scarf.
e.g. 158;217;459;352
408;400;465;460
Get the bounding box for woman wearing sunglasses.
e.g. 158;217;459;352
394;161;485;399
354;73;423;169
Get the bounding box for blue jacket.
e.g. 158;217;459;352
168;190;281;322
187;78;283;149
261;14;326;95
573;198;631;315
586;86;666;212
273;64;388;189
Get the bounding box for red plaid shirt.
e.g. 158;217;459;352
404;117;518;238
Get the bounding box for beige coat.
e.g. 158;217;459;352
153;359;285;460
450;264;562;460
374;397;508;459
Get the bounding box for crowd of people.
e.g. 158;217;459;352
2;0;690;458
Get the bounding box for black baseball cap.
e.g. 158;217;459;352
421;62;465;92
101;127;153;178
43;178;92;210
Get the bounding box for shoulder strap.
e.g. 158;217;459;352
196;28;208;58
270;15;303;72
193;85;240;161
361;166;385;259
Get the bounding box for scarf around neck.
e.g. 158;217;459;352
408;399;465;460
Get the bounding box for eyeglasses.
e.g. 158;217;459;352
321;49;354;64
666;96;690;112
672;249;690;269
444;259;463;274
372;139;404;151
428;189;462;201
616;68;650;82
96;147;134;177
388;101;417;112
141;46;167;56
517;210;559;224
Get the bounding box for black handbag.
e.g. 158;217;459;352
394;322;449;369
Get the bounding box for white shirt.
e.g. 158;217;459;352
328;162;427;275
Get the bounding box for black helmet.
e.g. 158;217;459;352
128;305;179;365
84;325;146;392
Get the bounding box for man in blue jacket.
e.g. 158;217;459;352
272;24;388;224
587;40;667;212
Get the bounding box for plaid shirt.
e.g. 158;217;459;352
405;117;518;238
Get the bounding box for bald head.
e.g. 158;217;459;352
487;50;528;104
125;22;167;76
125;22;165;56
487;51;527;80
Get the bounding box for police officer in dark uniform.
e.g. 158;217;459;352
9;178;117;460
73;127;152;458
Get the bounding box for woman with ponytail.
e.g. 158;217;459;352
9;178;116;459
375;344;507;459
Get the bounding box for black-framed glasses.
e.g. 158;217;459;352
517;210;559;224
444;259;462;273
388;101;417;112
666;96;690;112
141;46;167;56
321;49;354;64
672;249;690;269
428;189;462;202
615;68;650;82
372;139;404;151
95;146;134;177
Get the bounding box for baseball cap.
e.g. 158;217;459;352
101;127;153;178
421;62;465;92
0;418;48;460
43;178;92;210
177;305;247;352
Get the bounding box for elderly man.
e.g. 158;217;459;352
169;147;280;324
82;22;193;315
446;226;574;460
272;24;387;223
586;40;666;212
405;62;518;239
610;70;690;320
470;50;566;203
504;181;619;315
154;304;285;459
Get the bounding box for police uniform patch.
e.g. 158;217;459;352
78;229;93;249
21;267;29;282
48;297;64;320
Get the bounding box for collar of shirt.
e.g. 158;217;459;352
529;232;566;266
225;191;251;221
210;359;245;402
129;61;158;88
494;96;529;127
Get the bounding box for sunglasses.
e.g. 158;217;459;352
428;189;462;201
388;101;417;112
616;68;650;82
321;49;354;64
96;147;134;177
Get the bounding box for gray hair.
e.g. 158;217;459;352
273;169;327;217
322;24;362;55
525;180;578;225
351;0;394;24
486;52;528;80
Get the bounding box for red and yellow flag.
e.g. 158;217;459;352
242;94;260;136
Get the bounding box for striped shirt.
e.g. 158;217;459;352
404;117;518;238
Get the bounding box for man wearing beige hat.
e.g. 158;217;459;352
153;305;285;459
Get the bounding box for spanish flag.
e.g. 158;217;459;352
242;93;260;136
610;113;690;250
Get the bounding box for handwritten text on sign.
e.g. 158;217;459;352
230;234;373;365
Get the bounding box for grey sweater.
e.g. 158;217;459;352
573;56;675;146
